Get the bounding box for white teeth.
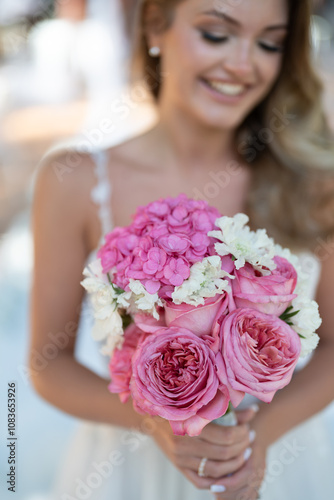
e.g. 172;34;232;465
207;80;245;96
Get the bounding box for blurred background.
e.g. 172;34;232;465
0;0;333;499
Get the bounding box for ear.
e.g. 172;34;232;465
142;1;168;51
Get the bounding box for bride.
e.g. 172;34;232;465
29;0;334;499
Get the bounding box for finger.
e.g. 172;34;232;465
234;486;261;500
182;449;253;479
183;469;259;498
212;455;265;493
175;434;253;462
235;405;260;425
200;422;250;446
211;485;260;500
197;437;253;462
182;468;215;490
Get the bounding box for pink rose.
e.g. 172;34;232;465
108;324;146;403
134;309;167;333
217;308;301;406
130;327;230;436
134;294;228;353
232;256;298;316
164;294;228;343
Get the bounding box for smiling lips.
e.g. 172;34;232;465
205;79;248;96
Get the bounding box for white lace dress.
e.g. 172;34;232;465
51;150;334;500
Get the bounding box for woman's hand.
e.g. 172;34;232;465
210;413;268;500
210;440;267;500
150;407;258;491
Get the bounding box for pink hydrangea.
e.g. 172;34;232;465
97;194;221;298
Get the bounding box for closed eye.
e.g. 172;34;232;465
200;31;229;44
200;30;284;53
258;42;284;53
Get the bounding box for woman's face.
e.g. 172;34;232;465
155;0;288;130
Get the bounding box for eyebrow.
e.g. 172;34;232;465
201;10;288;32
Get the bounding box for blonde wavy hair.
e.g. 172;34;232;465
131;0;334;252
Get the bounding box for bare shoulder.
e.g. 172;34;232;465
35;146;98;202
33;131;156;250
32;147;102;253
34;127;157;202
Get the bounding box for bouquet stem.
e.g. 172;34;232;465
214;403;237;426
213;404;238;479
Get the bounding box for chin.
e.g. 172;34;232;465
195;107;246;132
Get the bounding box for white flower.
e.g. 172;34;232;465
172;256;232;306
274;244;309;296
299;334;320;358
81;259;110;293
208;214;276;274
91;305;124;356
100;333;124;356
81;259;127;356
116;291;132;309
274;245;322;357
81;260;119;325
289;296;322;357
128;280;163;320
91;310;123;341
91;288;118;320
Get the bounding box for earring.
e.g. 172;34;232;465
148;46;161;57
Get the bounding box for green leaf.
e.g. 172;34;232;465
283;310;300;320
122;313;133;330
280;306;300;324
225;402;235;414
111;283;125;296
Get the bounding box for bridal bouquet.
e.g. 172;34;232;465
81;194;321;436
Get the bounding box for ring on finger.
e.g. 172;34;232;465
198;457;208;477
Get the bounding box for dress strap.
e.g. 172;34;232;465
90;149;114;242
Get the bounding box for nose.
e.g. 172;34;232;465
222;39;255;80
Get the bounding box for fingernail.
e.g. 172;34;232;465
249;429;256;443
250;404;260;413
210;485;226;493
244;447;253;461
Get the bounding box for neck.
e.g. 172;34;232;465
153;92;237;171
